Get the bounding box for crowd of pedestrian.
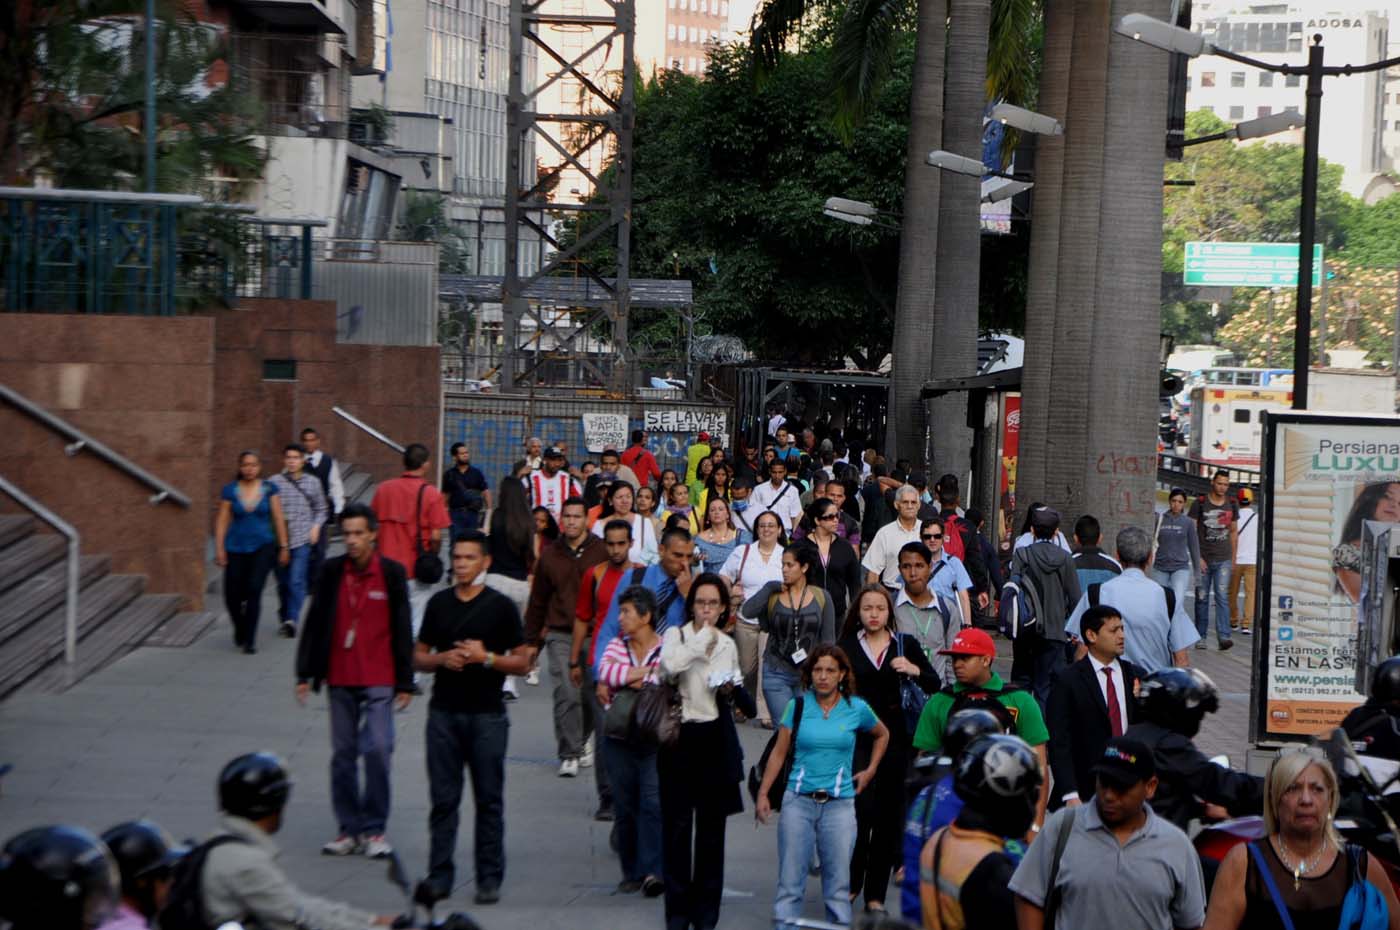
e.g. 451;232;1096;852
5;418;1342;930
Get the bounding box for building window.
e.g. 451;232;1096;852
1257;106;1271;118
667;24;676;39
1230;71;1245;87
700;0;707;12
1229;105;1244;120
721;1;729;14
1285;74;1300;87
1200;71;1215;87
1258;72;1272;87
263;359;297;381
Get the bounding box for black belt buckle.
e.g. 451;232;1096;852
808;790;832;803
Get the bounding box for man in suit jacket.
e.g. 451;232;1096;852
1047;604;1144;809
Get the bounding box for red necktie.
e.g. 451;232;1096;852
1103;666;1123;737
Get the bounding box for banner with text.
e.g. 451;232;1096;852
644;408;729;448
581;413;629;453
1258;414;1400;740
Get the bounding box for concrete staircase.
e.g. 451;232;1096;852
0;514;214;699
326;463;377;541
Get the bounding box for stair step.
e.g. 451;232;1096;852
0;534;65;595
0;515;35;549
31;594;183;693
0;555;109;646
0;574;144;699
344;470;374;505
144;609;219;648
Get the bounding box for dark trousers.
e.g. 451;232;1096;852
329;686;395;836
1011;635;1070;709
849;759;904;906
426;707;509;891
224;545;275;647
602;738;662;881
308;519;332;587
450;508;483;540
581;647;612;805
659;727;728;930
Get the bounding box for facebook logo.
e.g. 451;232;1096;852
1279;627;1295;642
1278;596;1294;609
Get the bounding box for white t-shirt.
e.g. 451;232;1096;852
862;519;922;588
1236;507;1258;565
750;479;803;533
719;542;784;623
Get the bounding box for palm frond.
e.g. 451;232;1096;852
829;0;910;139
987;0;1041;107
750;0;811;76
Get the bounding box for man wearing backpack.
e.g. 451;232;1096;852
935;473;990;611
178;752;397;930
1064;526;1200;673
1007;507;1081;705
911;628;1049;835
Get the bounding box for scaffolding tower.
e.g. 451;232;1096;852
501;0;636;392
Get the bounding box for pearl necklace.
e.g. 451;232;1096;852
1274;834;1331;891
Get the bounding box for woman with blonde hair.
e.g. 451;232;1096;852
1203;744;1400;930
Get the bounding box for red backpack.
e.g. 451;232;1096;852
941;513;967;561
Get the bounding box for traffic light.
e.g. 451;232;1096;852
1160;371;1184;396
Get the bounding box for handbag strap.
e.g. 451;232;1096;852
414;482;427;555
1247;842;1298;930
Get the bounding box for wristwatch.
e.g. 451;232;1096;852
484;651;495;669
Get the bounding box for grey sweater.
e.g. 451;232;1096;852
1154;512;1201;574
744;580;836;670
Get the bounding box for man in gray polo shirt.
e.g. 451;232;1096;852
1065;526;1200;672
1010;736;1206;930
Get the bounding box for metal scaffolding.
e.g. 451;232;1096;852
502;0;636;392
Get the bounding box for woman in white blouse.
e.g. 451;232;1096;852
719;510;785;727
658;573;757;930
592;481;660;565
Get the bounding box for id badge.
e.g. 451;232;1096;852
790;647;808;665
343;629;356;650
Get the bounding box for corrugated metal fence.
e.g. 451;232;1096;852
444;392;731;486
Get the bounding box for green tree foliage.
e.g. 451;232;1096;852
399;191;471;274
2;1;264;193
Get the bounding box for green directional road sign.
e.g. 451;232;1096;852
1183;241;1323;288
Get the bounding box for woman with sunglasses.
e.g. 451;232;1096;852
795;498;862;620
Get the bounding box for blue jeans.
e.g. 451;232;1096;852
426;707;509;891
1196;560;1233;642
762;657;801;725
1152;567;1195;624
602;737;662;882
329;686;395;836
275;543;312;625
773;792;857;929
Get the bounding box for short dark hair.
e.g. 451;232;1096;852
404;443;431;471
561;496;588;515
1080;604;1123;640
936;473;960;506
339;501;378;531
1170;487;1188;500
964;507;984;527
601;448;620;461
661;526;692;549
769;458;787;471
1074;514;1101;546
1213;469;1231;481
631;429;645;444
603;518;633;539
617;584;658;624
450;442;466;456
300;427;319;439
451;529;489;555
899;541;933;565
283;443;305;455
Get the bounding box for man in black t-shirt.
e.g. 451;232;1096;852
414;531;530;908
441;443;491;538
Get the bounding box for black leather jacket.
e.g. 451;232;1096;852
1125;720;1264;829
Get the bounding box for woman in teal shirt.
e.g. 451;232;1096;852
755;645;890;929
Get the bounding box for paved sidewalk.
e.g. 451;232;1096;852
0;589;1257;929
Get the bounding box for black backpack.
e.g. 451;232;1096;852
944;682;1020;733
158;835;246;930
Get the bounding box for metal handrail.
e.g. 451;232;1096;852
0;384;192;507
0;475;80;672
332;406;407;454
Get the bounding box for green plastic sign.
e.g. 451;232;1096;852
1183;241;1323;288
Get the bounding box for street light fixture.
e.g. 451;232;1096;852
989;103;1064;137
983;178;1034;203
822;197;900;230
926;150;991;177
1176;109;1302;148
1119;13;1400;409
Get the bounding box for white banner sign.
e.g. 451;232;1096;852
581;413;629;453
644;408;728;447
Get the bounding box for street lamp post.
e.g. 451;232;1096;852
1118;14;1400;410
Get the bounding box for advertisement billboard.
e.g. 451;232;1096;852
1254;412;1400;742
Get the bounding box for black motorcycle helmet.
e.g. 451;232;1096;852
1137;668;1220;738
100;820;185;914
940;708;1008;762
218;752;293;819
953;734;1043;838
0;825;119;930
1373;657;1400;705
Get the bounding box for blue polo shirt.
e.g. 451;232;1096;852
780;691;880;797
929;551;973;601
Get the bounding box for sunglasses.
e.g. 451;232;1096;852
818;513;839;521
922;533;943;541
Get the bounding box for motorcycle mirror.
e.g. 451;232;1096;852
1209;755;1230;768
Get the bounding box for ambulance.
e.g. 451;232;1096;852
1187;383;1292;468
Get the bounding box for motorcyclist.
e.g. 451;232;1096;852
97;820;186;930
0;824;120;930
1124;667;1263;830
919;734;1042;930
1342;656;1400;761
900;709;1011;924
191;752;397;930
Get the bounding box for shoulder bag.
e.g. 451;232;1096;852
412;483;445;584
895;634;931;734
1042;808;1077;930
604;644;644;743
747;695;804;811
632;627;682;747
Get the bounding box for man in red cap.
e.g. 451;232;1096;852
912;627;1050;834
684;430;712;485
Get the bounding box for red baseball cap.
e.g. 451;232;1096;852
938;628;997;657
698;431;711;441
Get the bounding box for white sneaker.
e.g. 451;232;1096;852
363;835;393;859
526;668;540;686
559;758;580;778
580;745;594;769
321;834;362;856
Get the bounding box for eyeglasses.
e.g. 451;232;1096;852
923;533;943;541
818;513;839;521
692;598;723;608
